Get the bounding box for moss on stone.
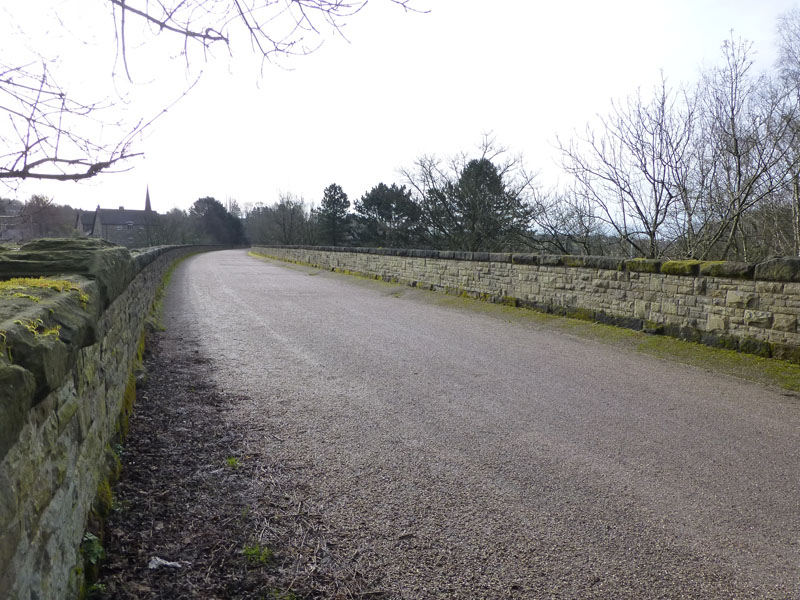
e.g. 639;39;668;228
643;320;665;334
698;261;754;279
660;260;703;277
93;479;114;520
105;443;123;481
564;306;595;322
624;258;662;273
0;239;132;308
753;257;800;282
739;337;772;358
0;277;89;325
580;255;625;270
562;256;585;268
0;277;88;303
116;371;137;440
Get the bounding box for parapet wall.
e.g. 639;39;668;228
253;246;800;362
0;240;207;599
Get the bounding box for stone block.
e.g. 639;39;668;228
634;299;650;319
0;365;36;462
625;258;662;273
0;517;22;581
706;314;728;332
692;278;706;295
699;261;755;279
726;290;758;309
663;284;679;295
773;313;798;333
754;257;800;282
739;337;772;357
576;255;623;270
661;260;703;276
756;281;784;294
744;310;773;328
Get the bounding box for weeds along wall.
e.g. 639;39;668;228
253;245;800;362
0;240;206;600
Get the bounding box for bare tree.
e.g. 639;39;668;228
528;187;610;255
776;8;800;256
110;0;416;68
0;61;147;182
244;193;315;245
1;0;421;184
694;35;800;260
559;76;696;258
273;193;311;244
558;34;800;261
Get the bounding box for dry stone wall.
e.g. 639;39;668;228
0;240;208;600
253;246;800;363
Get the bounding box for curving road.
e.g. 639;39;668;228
163;249;800;599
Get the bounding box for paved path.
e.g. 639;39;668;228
163;249;800;598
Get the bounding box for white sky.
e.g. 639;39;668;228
5;0;800;213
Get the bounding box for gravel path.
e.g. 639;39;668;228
158;249;800;599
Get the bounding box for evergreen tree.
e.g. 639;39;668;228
317;183;350;246
354;183;422;247
190;196;247;244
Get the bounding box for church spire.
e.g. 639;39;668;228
145;186;152;212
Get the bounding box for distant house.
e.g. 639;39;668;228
75;188;158;248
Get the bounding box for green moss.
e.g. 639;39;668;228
11;292;41;302
0;276;89;307
637;335;800;391
242;543;273;565
86;583;107;599
13;318;62;339
643;320;664;334
562;256;586;268
739;337;772;358
105;443;123;481
135;329;146;364
698;260;754;279
69;564;86;600
564;306;595;322
502;296;519;307
116;371;137;439
0;330;11;362
94;479;114;520
625;258;662;273
80;532;105;585
660;260;703;276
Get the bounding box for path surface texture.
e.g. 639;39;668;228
162;249;799;599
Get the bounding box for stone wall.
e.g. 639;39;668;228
0;240;207;599
253;246;800;362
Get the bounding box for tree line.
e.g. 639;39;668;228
245;12;800;261
11;10;800;260
0;195;246;246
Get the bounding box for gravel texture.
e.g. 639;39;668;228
106;249;800;599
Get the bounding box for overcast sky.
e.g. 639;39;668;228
5;0;800;214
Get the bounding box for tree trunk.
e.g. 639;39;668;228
793;172;800;257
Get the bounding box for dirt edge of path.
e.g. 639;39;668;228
93;329;383;600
